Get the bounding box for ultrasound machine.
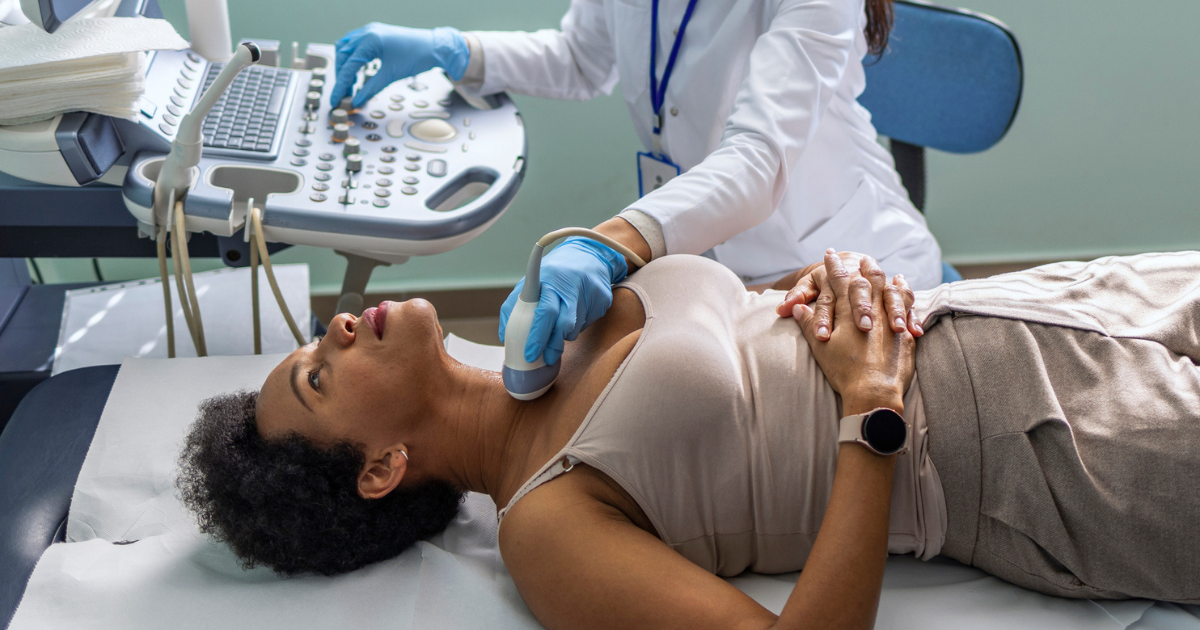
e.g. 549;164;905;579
1;0;525;271
0;0;526;409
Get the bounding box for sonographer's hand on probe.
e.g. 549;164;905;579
330;23;470;109
776;250;922;341
498;238;629;366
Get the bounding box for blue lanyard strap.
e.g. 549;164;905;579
650;0;700;136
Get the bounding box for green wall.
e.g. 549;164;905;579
31;0;1200;291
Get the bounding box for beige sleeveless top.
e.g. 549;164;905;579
498;256;946;576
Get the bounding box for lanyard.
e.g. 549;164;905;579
650;0;700;148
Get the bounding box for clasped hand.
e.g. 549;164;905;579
781;250;916;412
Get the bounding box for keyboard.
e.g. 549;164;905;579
200;63;293;154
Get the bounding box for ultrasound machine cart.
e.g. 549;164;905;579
0;0;528;426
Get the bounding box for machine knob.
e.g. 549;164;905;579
305;91;321;109
332;123;349;141
346;154;363;172
330;108;348;126
309;79;325;92
339;96;354;112
311;66;327;79
343;137;361;156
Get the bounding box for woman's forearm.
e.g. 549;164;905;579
772;397;898;630
747;263;823;294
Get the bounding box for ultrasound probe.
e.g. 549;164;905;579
503;228;646;400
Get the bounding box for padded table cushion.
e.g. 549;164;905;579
0;365;119;630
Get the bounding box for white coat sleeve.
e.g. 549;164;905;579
627;0;860;256
463;0;619;101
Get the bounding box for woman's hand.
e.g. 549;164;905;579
775;249;923;342
791;251;915;414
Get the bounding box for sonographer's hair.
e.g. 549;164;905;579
176;391;462;577
865;0;895;56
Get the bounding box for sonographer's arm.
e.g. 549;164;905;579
459;0;619;101
624;0;860;264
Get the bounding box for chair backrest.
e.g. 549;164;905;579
859;0;1023;154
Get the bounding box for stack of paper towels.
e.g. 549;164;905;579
0;17;188;126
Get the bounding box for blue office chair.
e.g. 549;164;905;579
859;0;1024;282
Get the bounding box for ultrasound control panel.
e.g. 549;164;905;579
122;42;527;263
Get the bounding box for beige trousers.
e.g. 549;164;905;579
913;252;1200;602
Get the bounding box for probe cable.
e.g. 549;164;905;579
249;203;307;351
170;198;207;356
155;222;175;359
249;201;261;355
153;191;206;358
535;228;646;268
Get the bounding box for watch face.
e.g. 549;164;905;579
862;409;907;454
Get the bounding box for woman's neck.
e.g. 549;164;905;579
411;360;559;501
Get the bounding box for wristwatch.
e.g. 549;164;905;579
838;407;909;456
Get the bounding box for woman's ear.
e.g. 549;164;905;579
358;446;408;499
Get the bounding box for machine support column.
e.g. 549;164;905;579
333;251;403;315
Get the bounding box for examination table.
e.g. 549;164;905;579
2;346;1199;630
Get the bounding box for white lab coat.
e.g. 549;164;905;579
470;0;944;289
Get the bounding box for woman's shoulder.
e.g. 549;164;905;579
622;254;746;299
499;464;657;554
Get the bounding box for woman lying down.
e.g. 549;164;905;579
177;248;1200;629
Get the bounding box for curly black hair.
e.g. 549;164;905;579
176;391;463;576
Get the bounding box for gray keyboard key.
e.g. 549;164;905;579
268;86;286;115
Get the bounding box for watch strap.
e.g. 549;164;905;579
838;412;867;444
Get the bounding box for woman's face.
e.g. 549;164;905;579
257;299;445;448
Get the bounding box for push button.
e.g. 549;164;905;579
427;159;447;177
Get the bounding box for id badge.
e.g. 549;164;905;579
637;151;681;197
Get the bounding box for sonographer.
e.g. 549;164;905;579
330;0;943;367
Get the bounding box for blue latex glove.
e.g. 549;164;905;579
499;237;630;366
330;23;470;110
